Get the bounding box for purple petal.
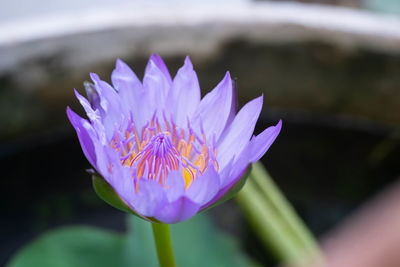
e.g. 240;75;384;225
90;73;124;139
109;165;135;203
219;144;251;188
147;54;172;84
154;196;200;224
249;120;282;163
167;56;200;127
214;79;238;145
66;107;97;168
90;73;121;115
103;158;137;211
131;179;167;218
143;56;172;115
164;171;186;202
112;58;141;92
200;151;250;210
186;166;220;204
91;142;113;180
111;59;148;129
216;95;263;170
74;89;100;123
191;71;233;141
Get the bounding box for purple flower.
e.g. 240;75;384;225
67;54;281;224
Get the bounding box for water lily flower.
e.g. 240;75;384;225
67;54;281;224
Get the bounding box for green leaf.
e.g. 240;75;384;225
7;227;128;267
8;214;259;267
125;214;260;267
170;214;259;267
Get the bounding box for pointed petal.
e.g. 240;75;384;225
143;56;172;114
90;73;121;116
74;89;101;123
154;196;200;224
217;95;263;170
111;59;148;129
168;56;201;127
186;166;220;204
111;58;141;92
215;79;238;144
192;71;233;141
249;120;282;163
147;54;172;84
66;107;97;168
90;73;124;139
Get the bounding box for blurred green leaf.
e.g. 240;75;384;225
170;214;259;267
7;227;127;267
8;214;258;267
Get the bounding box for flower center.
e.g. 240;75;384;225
133;133;180;184
109;114;218;191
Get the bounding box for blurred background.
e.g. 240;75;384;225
1;0;400;266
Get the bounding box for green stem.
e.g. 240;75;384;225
236;179;303;263
251;162;320;255
151;223;176;267
236;162;323;265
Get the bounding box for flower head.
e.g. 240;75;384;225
67;54;281;223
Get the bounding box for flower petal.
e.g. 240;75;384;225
201;162;250;211
191;71;233;141
217;95;263;170
200;149;251;210
111;59;148;129
92;142;114;181
186;166;220;204
168;56;200;127
90;73;121;116
90;73;124;139
154;196;200;224
143;55;172;115
249;120;282;163
66;107;97;168
131;179;167;218
164;171;186;202
219;144;252;188
74;89;101;123
147;54;172;84
111;58;141;92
